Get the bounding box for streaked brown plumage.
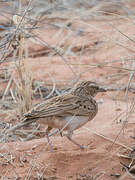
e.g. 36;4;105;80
7;81;106;149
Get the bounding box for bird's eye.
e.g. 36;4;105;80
95;87;99;90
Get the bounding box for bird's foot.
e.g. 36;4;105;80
79;145;87;150
67;136;87;150
48;144;53;153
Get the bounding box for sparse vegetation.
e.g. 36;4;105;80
0;0;135;179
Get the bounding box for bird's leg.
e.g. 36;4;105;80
48;128;59;137
46;126;53;152
49;129;65;137
59;129;63;137
66;131;85;150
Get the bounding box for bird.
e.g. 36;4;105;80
6;81;106;150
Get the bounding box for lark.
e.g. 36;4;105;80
6;81;106;149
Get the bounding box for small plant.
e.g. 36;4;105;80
11;8;33;118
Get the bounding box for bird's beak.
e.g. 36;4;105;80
99;86;107;92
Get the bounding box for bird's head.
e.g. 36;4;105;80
72;81;106;97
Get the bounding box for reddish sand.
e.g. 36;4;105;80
1;96;135;179
1;3;135;179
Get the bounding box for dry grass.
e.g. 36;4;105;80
0;0;135;179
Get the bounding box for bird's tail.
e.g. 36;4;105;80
5;118;36;134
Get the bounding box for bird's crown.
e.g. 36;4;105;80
72;81;106;97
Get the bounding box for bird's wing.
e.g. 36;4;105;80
23;93;83;122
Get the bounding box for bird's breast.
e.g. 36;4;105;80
62;116;90;131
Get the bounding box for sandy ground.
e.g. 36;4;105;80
1;2;135;179
1;96;135;180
